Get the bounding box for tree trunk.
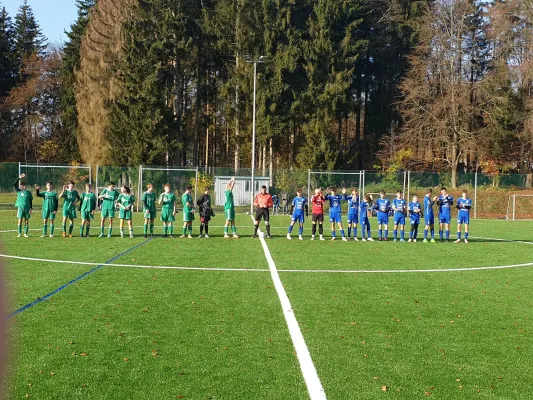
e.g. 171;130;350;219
193;33;202;167
262;143;266;176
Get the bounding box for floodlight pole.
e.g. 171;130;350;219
246;56;267;214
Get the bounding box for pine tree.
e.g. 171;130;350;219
59;0;96;161
13;0;47;81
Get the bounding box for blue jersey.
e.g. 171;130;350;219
392;198;407;217
375;198;391;214
456;197;472;217
345;195;359;215
359;200;369;217
409;201;422;222
437;195;453;216
325;194;343;214
424;195;435;216
292;196;307;214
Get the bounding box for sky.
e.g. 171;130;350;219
2;0;78;45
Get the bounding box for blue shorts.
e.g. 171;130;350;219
439;215;451;224
347;213;358;224
457;215;470;225
292;213;305;224
410;217;420;225
394;215;405;225
329;212;342;223
425;214;435;226
377;212;389;225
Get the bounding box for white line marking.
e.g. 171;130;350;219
252;217;327;400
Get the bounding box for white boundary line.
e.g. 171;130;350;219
252;216;327;400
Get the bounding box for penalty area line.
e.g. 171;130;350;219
7;238;153;318
252;216;327;400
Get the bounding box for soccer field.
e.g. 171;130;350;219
2;210;533;399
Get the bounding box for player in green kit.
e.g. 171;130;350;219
14;173;33;238
159;183;176;237
59;181;81;238
223;177;239;238
98;182;119;238
142;183;156;238
35;180;58;237
79;183;96;237
118;185;135;238
180;185;194;239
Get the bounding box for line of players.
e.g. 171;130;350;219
253;186;472;243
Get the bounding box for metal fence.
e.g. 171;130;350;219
1;162;533;218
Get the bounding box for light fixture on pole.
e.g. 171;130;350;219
245;55;267;214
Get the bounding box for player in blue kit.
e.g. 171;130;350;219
392;190;407;242
324;187;348;241
359;194;374;241
287;189;308;240
344;188;359;241
455;190;472;243
423;188;437;243
408;195;423;242
374;191;391;241
437;187;453;242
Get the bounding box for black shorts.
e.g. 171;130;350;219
312;213;324;223
255;208;270;222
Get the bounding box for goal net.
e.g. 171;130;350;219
307;171;363;200
19;163;92;189
139;166;199;211
95;165;139;209
506;194;533;220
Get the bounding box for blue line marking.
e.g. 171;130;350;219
8;238;153;319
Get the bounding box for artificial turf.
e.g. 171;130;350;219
1;210;532;399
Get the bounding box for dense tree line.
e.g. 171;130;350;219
0;0;533;187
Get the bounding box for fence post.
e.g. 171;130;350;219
474;170;478;219
307;169;311;202
402;171;407;196
18;161;21;178
195;166;199;206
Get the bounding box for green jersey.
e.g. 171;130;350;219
160;192;176;210
100;188;119;210
62;189;80;210
182;192;193;213
15;189;33;210
37;190;58;213
118;194;135;210
224;190;234;210
80;192;96;212
142;191;157;212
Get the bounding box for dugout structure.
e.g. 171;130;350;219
214;176;270;207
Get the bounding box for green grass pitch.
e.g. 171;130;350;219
1;209;533;399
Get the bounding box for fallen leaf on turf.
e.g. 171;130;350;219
221;347;229;351
177;396;184;399
25;394;30;398
80;353;88;357
373;377;380;380
381;386;388;392
143;308;149;312
124;358;129;362
119;332;125;337
363;354;368;357
50;372;55;376
152;349;159;357
456;379;461;382
458;386;463;389
424;392;431;396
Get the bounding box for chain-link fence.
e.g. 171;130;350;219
1;162;533;218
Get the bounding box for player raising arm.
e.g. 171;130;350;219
159;184;176;238
423;188;437;243
35;180;58;238
14;174;32;238
253;185;273;238
287;188;308;240
374;191;391;241
79;183;96;237
59;181;81;238
455;190;472;243
344;188;360;241
324;187;347;241
310;188;325;240
392;190;407;242
224;177;239;238
142;183;157;238
408;195;423;242
437;187;453;242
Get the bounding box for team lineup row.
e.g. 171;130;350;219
12;174;472;243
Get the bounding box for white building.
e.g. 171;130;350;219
214;176;270;206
